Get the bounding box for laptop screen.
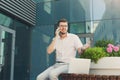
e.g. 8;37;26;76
68;58;91;74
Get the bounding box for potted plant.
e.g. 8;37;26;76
80;39;120;75
80;39;115;63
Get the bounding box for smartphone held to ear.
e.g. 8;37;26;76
55;27;60;36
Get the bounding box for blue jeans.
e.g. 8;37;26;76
36;63;68;80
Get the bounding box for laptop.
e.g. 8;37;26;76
68;58;91;74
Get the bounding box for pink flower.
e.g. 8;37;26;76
106;47;113;53
108;44;114;48
113;46;119;52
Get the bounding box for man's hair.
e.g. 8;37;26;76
57;18;68;26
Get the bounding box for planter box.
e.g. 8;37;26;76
90;57;120;75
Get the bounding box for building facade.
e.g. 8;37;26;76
0;1;36;80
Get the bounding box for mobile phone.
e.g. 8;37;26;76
55;27;60;36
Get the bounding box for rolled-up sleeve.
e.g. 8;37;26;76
74;35;83;50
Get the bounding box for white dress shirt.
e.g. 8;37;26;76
54;33;83;63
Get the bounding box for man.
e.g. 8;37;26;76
36;18;90;80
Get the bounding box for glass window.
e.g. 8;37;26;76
70;22;85;34
69;0;92;22
93;0;120;20
94;19;120;43
0;13;13;29
36;1;54;25
54;0;92;22
33;0;53;3
13;20;31;80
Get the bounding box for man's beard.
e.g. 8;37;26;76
59;31;66;35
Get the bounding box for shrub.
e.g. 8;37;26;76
94;39;114;47
80;47;108;63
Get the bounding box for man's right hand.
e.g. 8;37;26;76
55;27;60;37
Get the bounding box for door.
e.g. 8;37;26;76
0;25;15;80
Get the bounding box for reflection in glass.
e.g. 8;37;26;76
33;0;53;3
94;19;120;43
44;1;51;14
69;0;92;21
0;31;12;80
70;23;85;34
0;31;5;65
93;0;105;20
0;14;13;28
